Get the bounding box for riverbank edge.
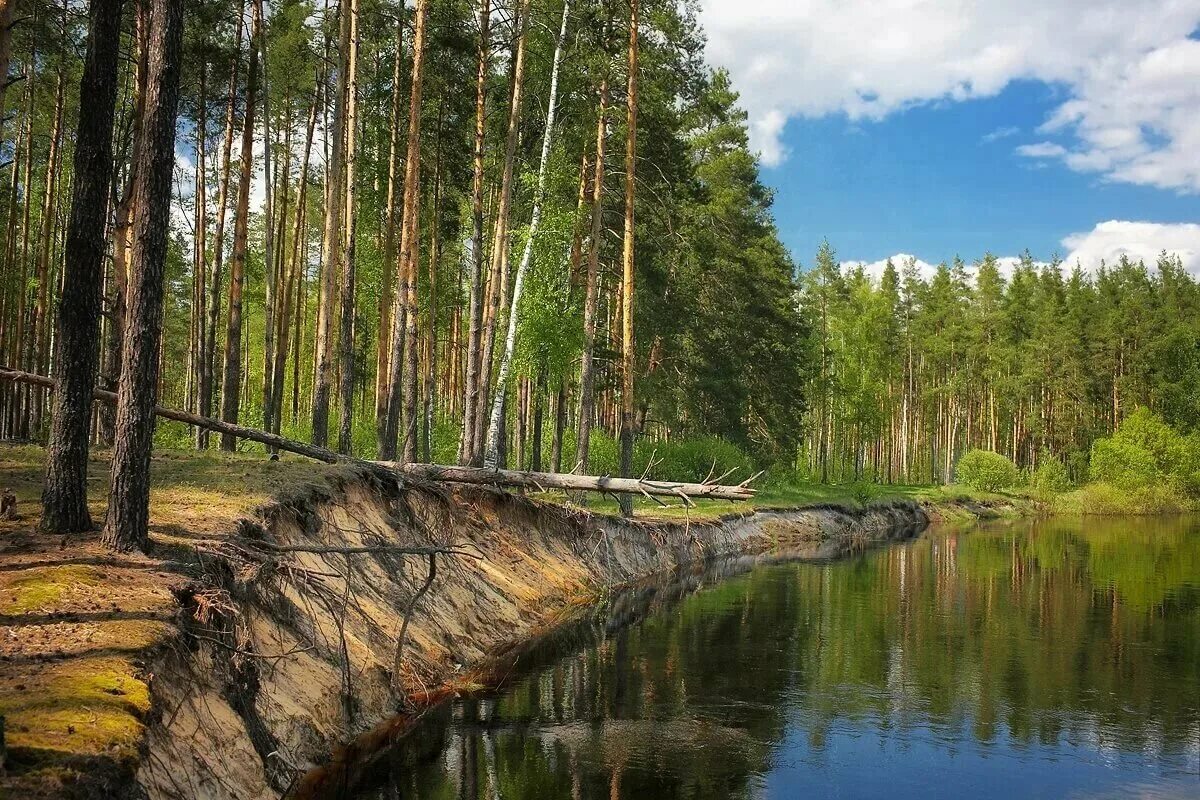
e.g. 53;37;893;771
22;468;995;799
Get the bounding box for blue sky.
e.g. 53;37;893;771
762;81;1200;268
696;0;1200;274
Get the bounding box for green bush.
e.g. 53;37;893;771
1054;482;1195;515
848;480;875;506
1030;453;1071;497
954;449;1021;492
1088;408;1200;496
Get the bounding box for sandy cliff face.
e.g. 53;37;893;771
134;471;927;800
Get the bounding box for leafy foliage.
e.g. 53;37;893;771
955;449;1021;492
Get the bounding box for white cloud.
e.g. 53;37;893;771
1015;141;1068;159
842;254;937;282
1061;220;1200;274
981;126;1020;144
843;221;1200;282
698;1;1200;188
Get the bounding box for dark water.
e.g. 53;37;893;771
361;517;1200;799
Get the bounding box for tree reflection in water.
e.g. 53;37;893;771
360;516;1200;799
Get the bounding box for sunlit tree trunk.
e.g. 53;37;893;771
312;0;349;448
219;10;259;450
336;0;360;455
375;10;404;452
472;0;529;463
483;0;569;468
200;1;244;448
617;0;639;516
576;66;609;474
382;0;429;461
458;0;490;465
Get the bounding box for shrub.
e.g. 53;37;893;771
955;449;1021;492
1030;453;1071;497
1054;482;1195;515
1088;408;1200;496
848;480;875;506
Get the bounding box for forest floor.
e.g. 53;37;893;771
0;444;1023;795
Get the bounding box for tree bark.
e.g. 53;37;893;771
457;0;490;465
575;70;609;474
254;0;276;435
30;72;64;438
312;0;349;449
270;85;318;436
617;0;639;517
472;0;530;463
219;12;259;451
382;0;430;461
483;0;569;467
375;9;404;451
40;0;124;533
336;0;360;455
102;0;184;553
200;1;244;448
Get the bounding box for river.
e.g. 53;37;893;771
356;515;1200;799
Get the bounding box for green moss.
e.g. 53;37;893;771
0;565;105;615
0;659;151;764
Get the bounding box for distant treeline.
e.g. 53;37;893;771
799;245;1200;484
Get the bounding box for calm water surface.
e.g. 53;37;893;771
362;517;1200;799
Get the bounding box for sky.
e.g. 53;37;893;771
695;0;1200;276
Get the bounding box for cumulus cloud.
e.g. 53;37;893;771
842;254;938;282
1061;220;1200;274
843;221;1200;282
697;0;1200;189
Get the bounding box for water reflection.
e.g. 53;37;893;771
358;516;1200;799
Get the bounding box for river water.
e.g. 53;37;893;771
359;516;1200;799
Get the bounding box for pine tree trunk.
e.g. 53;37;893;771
336;0;360;455
102;0;183;553
375;10;404;452
382;0;430;461
576;71;609;474
255;0;276;434
190;60;208;428
30;73;64;439
483;0;569;467
617;0;639;516
472;0;530;463
423;120;444;463
271;86;317;436
219;17;259;451
40;0;124;533
200;2;244;448
0;1;16;135
312;1;349;449
458;0;490;465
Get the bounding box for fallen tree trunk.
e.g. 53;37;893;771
0;366;756;502
1;366;343;464
382;462;756;502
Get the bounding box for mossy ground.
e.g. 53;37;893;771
0;444;341;797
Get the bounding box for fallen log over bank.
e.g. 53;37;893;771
385;462;757;502
0;366;756;502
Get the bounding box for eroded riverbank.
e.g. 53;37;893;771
138;470;928;799
2;451;938;799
